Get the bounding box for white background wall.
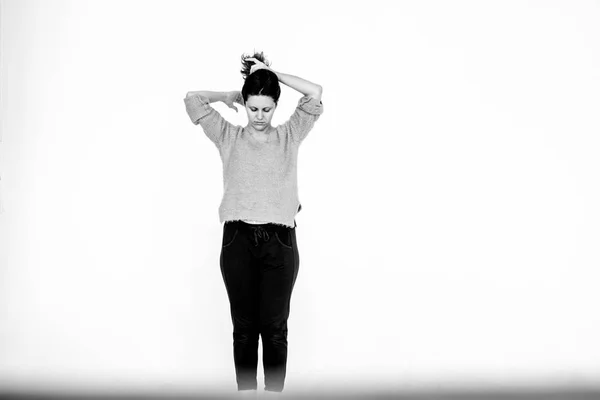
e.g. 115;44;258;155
1;0;599;395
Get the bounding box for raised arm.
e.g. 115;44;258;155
183;91;243;147
186;90;244;108
246;58;322;102
272;71;322;102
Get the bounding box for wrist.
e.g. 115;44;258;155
232;91;244;105
270;68;280;80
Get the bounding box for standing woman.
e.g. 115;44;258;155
183;52;323;396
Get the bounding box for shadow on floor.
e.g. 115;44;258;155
1;386;600;400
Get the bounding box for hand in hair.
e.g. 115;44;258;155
240;51;271;78
247;57;271;75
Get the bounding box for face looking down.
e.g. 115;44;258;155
245;95;277;132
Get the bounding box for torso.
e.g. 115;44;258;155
251;134;269;142
248;126;276;143
242;126;277;224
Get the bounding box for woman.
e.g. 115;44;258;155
183;52;323;397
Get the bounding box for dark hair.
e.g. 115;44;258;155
240;51;281;105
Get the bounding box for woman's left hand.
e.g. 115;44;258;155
248;57;270;74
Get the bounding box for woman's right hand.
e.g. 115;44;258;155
223;91;242;112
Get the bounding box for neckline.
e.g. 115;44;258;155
245;126;276;144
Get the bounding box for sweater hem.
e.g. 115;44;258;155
225;219;292;228
221;214;295;229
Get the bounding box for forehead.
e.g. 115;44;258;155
246;95;275;107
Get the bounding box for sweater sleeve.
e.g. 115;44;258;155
183;94;237;147
281;95;324;143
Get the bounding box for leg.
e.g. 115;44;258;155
220;222;260;391
259;226;300;393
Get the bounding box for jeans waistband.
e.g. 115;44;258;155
225;220;295;232
225;220;295;247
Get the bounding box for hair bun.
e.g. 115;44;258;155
240;51;271;79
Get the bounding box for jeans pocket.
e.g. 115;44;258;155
222;225;239;248
274;231;293;249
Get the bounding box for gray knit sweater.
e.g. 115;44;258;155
184;93;324;228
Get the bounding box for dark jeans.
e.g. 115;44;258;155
220;220;300;392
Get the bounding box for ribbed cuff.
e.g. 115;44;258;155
184;94;212;124
297;95;323;115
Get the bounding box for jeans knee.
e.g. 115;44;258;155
261;324;288;345
233;329;259;344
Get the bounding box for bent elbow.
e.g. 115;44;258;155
312;85;323;102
